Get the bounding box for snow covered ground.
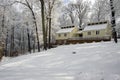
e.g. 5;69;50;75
0;40;120;80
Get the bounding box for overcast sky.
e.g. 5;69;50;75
64;0;76;3
64;0;95;4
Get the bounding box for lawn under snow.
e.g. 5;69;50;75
0;40;120;80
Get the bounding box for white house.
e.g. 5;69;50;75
55;21;112;44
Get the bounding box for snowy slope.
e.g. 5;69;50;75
0;40;120;80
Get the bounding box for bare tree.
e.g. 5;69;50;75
0;3;11;56
91;0;110;22
74;0;89;28
14;0;41;52
63;3;75;24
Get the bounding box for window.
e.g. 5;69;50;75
96;31;100;35
64;33;67;37
88;32;91;35
79;34;83;37
58;34;61;37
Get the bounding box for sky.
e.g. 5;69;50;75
64;0;95;4
64;0;76;3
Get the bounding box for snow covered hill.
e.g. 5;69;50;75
0;40;120;80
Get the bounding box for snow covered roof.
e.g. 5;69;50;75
56;27;75;34
76;31;82;34
83;23;108;31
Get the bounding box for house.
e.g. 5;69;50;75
76;21;112;40
56;25;78;44
56;21;112;45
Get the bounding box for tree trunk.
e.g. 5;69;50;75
48;1;55;49
10;26;14;56
45;17;49;48
69;13;74;24
5;29;8;56
1;7;5;33
33;36;35;53
48;15;51;49
40;0;47;50
27;28;31;53
110;0;118;43
22;28;25;54
79;16;82;28
48;1;52;49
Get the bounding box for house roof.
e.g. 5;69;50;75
56;27;75;34
83;24;108;31
76;31;82;34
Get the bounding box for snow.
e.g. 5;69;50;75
83;24;108;31
56;28;74;34
0;40;120;80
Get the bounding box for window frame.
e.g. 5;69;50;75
58;34;61;37
96;30;100;35
64;33;67;37
88;31;91;35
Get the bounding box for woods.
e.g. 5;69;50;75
0;0;60;58
0;0;120;59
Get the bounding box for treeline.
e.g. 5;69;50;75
0;0;61;58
